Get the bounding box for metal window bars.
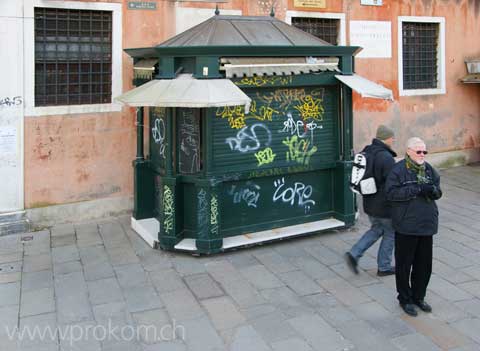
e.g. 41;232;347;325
291;17;339;46
34;7;112;106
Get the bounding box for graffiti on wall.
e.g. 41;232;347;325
234;76;293;87
197;188;208;234
163;185;174;234
225;123;272;153
228;182;261;208
210;194;219;236
152;117;167;159
273;177;316;212
178;109;201;174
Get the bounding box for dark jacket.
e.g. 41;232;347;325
362;138;397;218
385;159;442;236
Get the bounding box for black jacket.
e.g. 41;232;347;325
385;159;442;236
362;139;397;218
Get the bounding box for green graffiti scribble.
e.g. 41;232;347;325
282;135;318;166
255;147;276;167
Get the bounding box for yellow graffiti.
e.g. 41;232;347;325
255;147;276;167
257;88;325;112
294;95;324;122
163;185;174;233
235;76;293;87
215;101;278;129
283;135;318;166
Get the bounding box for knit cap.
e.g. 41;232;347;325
376;125;395;140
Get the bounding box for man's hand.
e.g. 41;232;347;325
418;183;434;197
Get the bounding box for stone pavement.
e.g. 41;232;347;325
1;164;480;351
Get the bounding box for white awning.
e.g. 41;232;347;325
335;74;393;100
115;74;252;112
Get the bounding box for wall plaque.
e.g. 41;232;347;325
128;1;157;10
293;0;326;9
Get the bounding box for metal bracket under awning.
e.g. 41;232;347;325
335;74;393;100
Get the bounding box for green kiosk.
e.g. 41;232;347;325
116;13;393;254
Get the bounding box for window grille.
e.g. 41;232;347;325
34;7;112;106
291;17;339;45
402;22;439;90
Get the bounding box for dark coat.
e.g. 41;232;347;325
385;159;442;236
362;139;397;218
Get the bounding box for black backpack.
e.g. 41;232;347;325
350;149;380;195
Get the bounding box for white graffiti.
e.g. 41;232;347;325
225;123;271;153
152;118;166;159
281;112;321;143
273;177;315;211
228;182;261;208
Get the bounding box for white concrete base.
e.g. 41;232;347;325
131;217;159;249
167;217;345;253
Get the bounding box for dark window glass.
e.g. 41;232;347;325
402;22;439;90
34;7;112;106
291;17;339;45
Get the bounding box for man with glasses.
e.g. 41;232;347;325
345;125;397;277
385;137;442;317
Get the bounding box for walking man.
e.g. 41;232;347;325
345;125;397;276
385;137;442;317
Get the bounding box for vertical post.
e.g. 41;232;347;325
136;107;144;160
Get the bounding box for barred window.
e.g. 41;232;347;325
34;8;112;107
402;22;439;90
291;17;339;45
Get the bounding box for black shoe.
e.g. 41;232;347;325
345;252;359;274
400;303;418;317
414;300;432;313
377;268;395;277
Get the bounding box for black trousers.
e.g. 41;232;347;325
395;232;433;304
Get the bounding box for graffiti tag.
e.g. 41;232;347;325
226;123;271;153
152;118;166;159
228;182;261;208
210;195;219;236
283;135;318;166
255;147;276;167
163;185;174;234
273;177;315;211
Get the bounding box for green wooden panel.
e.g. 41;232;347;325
149;107;167;170
211;86;338;173
176;108;201;174
220;170;333;236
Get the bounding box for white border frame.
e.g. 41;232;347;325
24;0;123;117
285;11;346;46
398;16;446;97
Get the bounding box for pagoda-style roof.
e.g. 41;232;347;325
159;15;331;47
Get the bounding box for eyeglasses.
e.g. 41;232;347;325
414;150;428;155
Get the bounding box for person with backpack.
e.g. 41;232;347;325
345;125;397;276
385;137;442;317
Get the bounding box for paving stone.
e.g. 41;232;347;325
432;259;473;284
102;340;142;351
219;277;267;308
448;344;480;351
428;275;473;301
19;312;57;348
291;257;337;281
181;316;225;351
53;260;83;276
51;234;76;248
328;262;380;287
52;245;79;264
172;256;207;276
0;272;21;284
461;265;480;280
22;270;53;292
59;320;102;351
138;251;173;272
99;222;129;249
251;249;297;274
76;232;103;247
201;296;246;331
450;318;480;344
239;265;284;290
456;281;480;299
455;298;480;318
391;333;441;351
240;304;278;321
184;273;224;300
271;338;314;351
204;260;241;285
336;319;401;351
359;283;399;313
251;310;299;343
55;272;92;324
78;245;108;265
83;262;115;281
149;269;186;294
20;287;55;317
401;313;472;350
114;263;149;288
277;271;323;296
92;301;130;323
87;277;124;305
433;247;475;269
229;325;271;351
142;340;187;351
51;223;75;237
123;285;163;313
106;246;140;266
303;244;344;267
260;286;311;318
425;292;469;323
54;271;87;296
317;277;371;306
316;304;358;328
0;251;22;264
131;308;171;345
0;281;20;307
226;251;260;269
23;254;52;272
288;314;353;351
160;288;205;321
350;301;415;338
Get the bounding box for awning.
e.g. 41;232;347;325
115;74;252;112
335;74;393;100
